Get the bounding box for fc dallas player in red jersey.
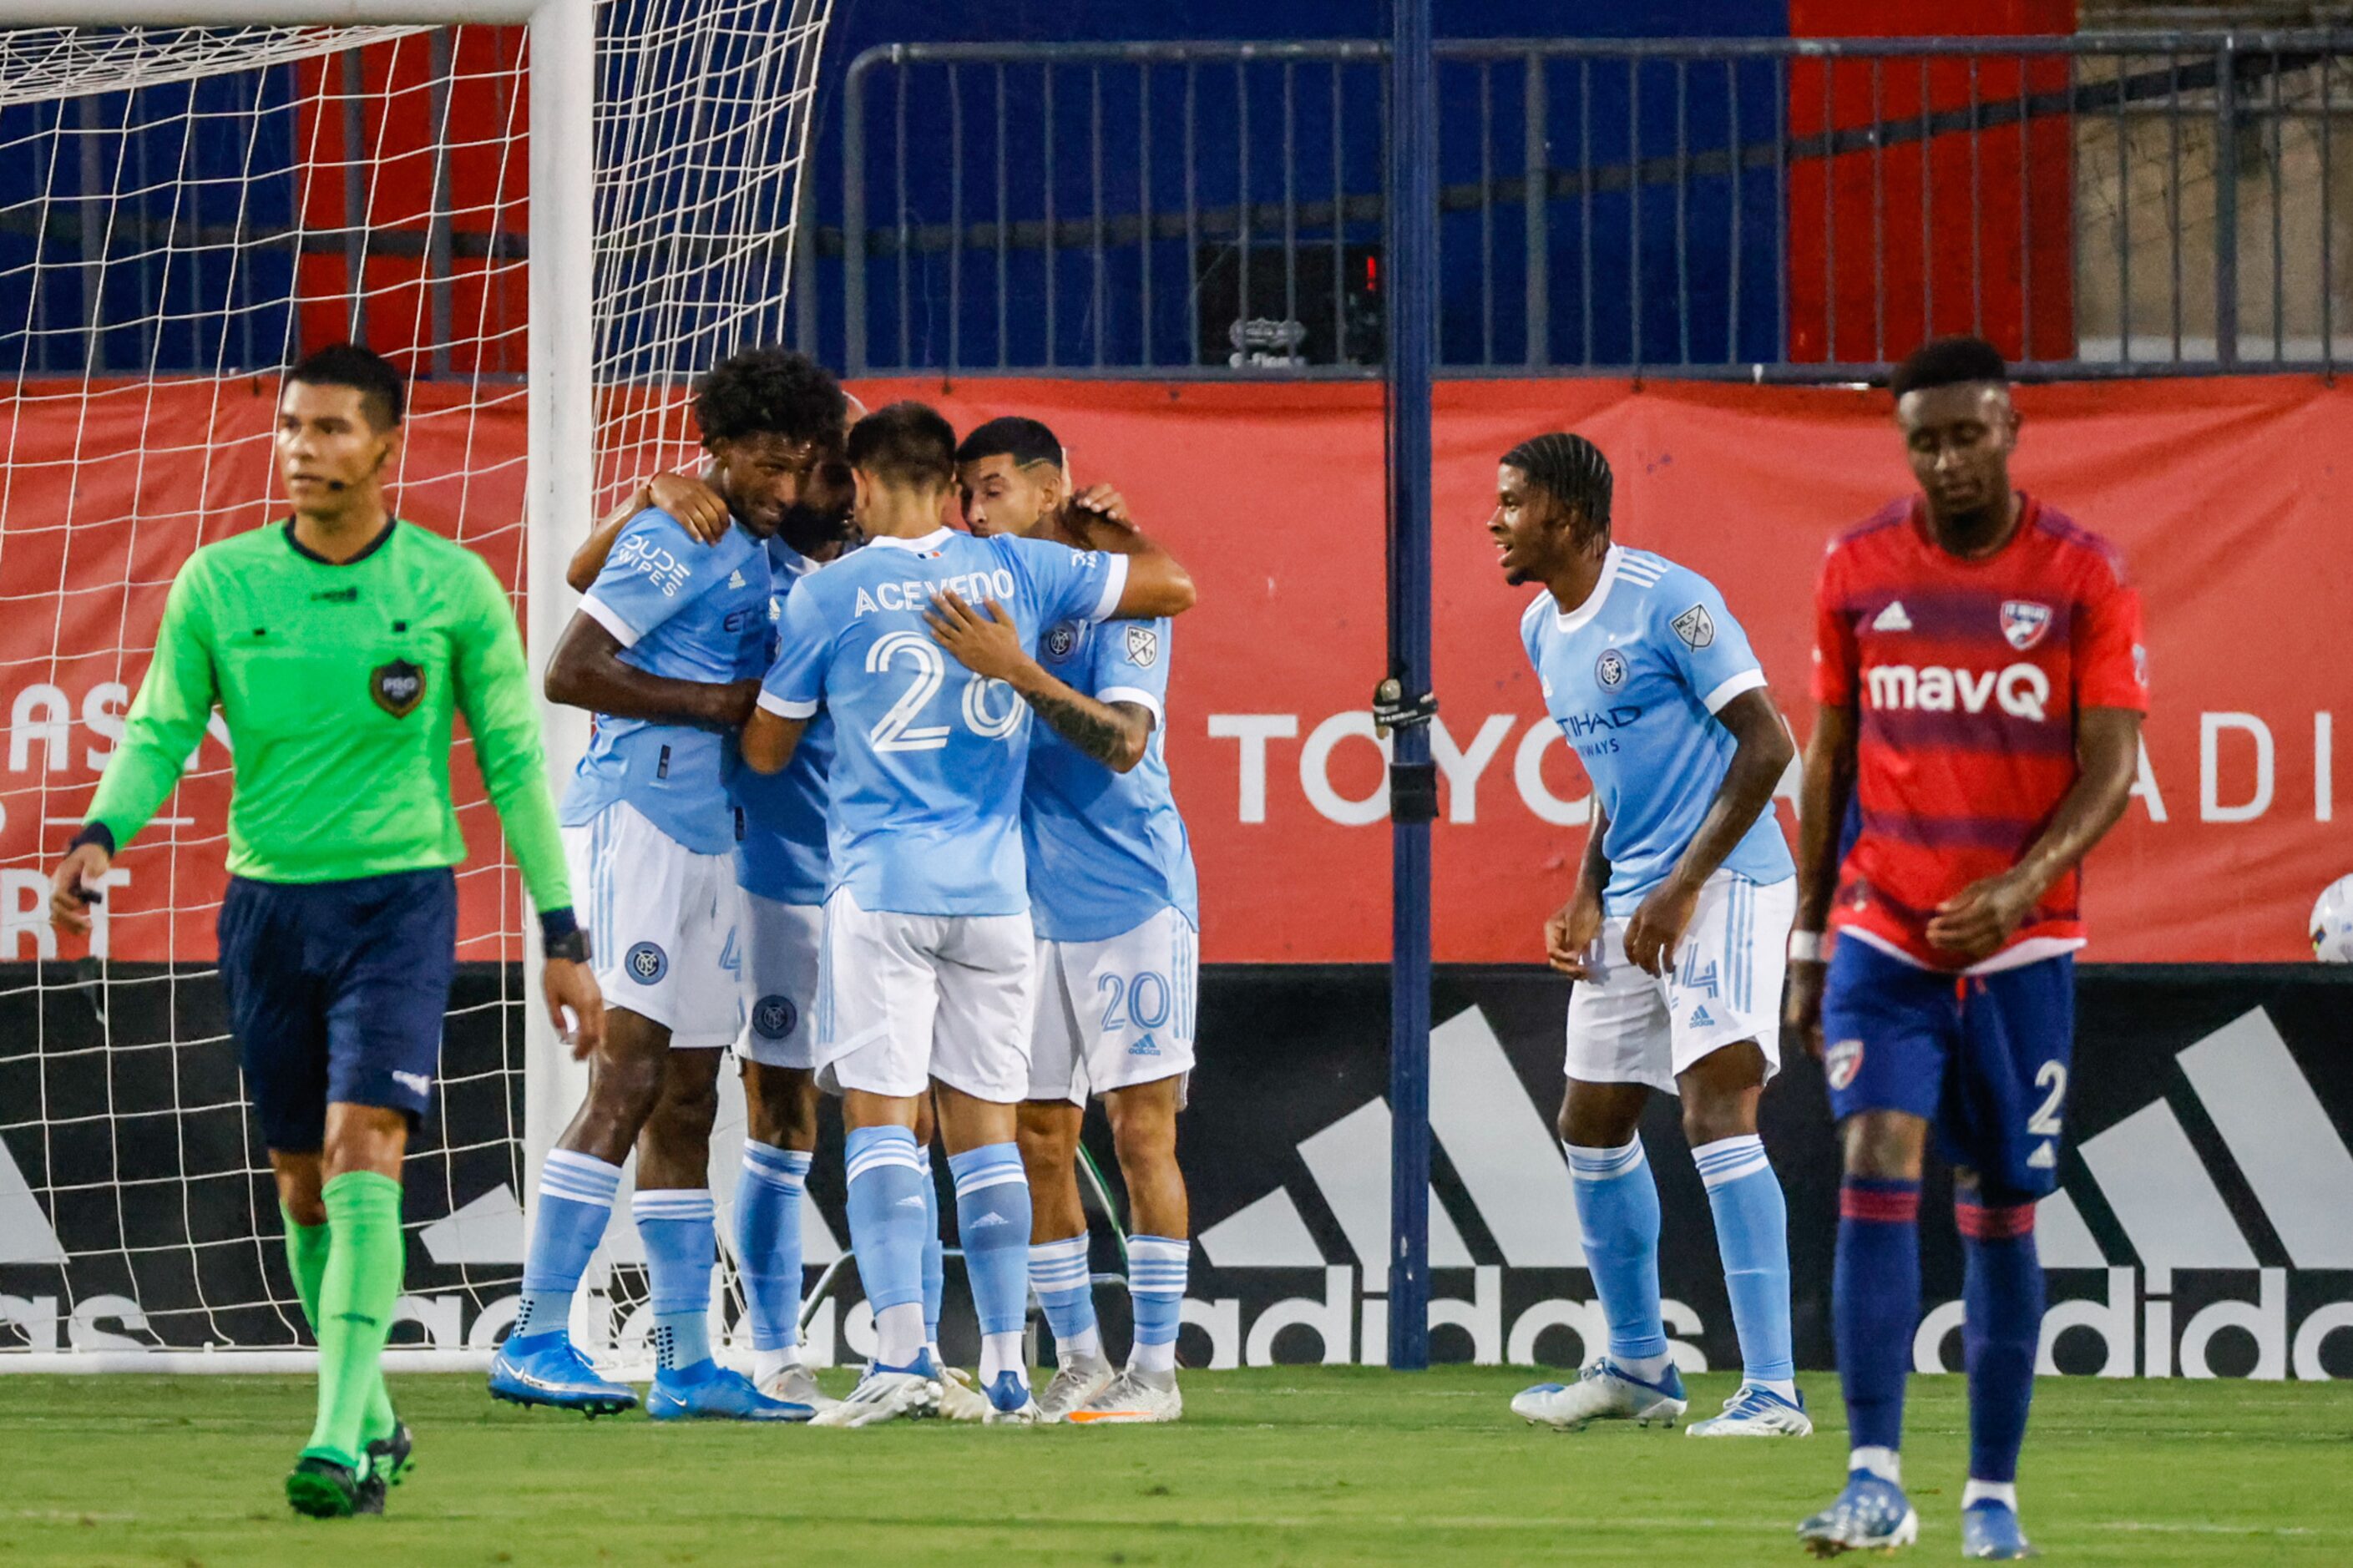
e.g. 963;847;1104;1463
1784;338;2147;1560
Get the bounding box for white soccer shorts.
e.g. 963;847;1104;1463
736;893;822;1070
562;800;745;1050
814;887;1035;1102
1029;906;1199;1107
1564;870;1795;1094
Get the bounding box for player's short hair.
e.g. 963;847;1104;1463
954;415;1064;472
286;342;404;429
1890;335;2009;397
847;401;958;490
693;346;847;447
1503;432;1612;529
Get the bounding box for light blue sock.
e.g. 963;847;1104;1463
918;1149;945;1346
948;1143;1032;1383
1030;1235;1098;1358
1694;1135;1796;1392
1566;1137;1669;1365
634;1188;716;1377
734;1142;812;1353
845;1126;929;1367
514;1150;620;1341
1126;1235;1189;1374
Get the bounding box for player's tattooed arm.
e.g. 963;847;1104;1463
1784;701;1860;1059
564;471;731;593
924;589;1152;772
1925;705;2143;962
1624;688;1794;976
544;613;759;729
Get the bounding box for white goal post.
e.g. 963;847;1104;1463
0;1;832;1369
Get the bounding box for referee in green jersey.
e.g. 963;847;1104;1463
47;343;604;1518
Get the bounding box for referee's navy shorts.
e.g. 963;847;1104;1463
216;868;458;1152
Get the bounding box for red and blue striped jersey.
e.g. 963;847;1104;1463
1812;494;2148;971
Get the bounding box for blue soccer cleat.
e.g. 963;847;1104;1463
488;1332;639;1417
1961;1500;2039;1560
980;1368;1043;1425
1510;1358;1688;1429
645;1362;814;1422
1798;1472;1920;1556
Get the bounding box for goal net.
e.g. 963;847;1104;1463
0;1;835;1369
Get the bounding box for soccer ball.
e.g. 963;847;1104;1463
2313;876;2353;963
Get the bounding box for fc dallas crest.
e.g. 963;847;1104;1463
2001;599;2052;650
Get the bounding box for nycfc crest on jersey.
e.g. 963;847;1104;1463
1519;545;1792;915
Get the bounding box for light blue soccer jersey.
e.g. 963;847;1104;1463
559;508;773;856
1521;544;1794;913
731;535;833;904
761;526;1128;916
1024;614;1199;943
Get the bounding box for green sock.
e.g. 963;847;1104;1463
283;1205;398;1446
302;1172;406;1467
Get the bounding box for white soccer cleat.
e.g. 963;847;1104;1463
1035;1352;1116;1423
934;1364;992;1423
1065;1368;1182;1424
1685;1383;1812;1438
806;1364;939;1428
756;1361;840;1414
1510;1358;1688;1430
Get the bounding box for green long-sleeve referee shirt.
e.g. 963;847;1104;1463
86;517;572;918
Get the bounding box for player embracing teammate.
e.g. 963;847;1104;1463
1790;338;2146;1559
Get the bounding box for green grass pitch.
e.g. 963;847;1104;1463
3;1369;2347;1565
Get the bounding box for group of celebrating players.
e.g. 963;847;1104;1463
52;328;2145;1560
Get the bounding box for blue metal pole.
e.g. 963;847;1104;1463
1384;0;1435;1373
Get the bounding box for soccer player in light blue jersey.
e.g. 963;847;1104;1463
541;369;860;1413
1491;432;1811;1439
742;402;1197;1427
940;417;1198;1424
489;349;843;1423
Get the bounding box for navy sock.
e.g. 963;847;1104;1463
1834;1176;1920;1455
1959;1195;2044;1485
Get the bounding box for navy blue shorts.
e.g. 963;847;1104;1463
1819;938;2076;1198
216;868;458;1152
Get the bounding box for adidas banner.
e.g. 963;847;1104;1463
3;961;2349;1378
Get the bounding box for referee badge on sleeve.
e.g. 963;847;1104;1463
370;659;425;718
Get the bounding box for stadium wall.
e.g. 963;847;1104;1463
4;373;2344;967
3;961;2347;1376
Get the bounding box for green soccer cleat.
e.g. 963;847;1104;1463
286;1453;379;1519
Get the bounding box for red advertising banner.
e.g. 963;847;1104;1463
2;375;2343;965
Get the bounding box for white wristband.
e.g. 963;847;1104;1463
1788;930;1825;963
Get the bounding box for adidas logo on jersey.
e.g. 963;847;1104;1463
1131;1033;1161;1057
727;569;747;589
1872;599;1914;632
1687;1005;1716;1029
